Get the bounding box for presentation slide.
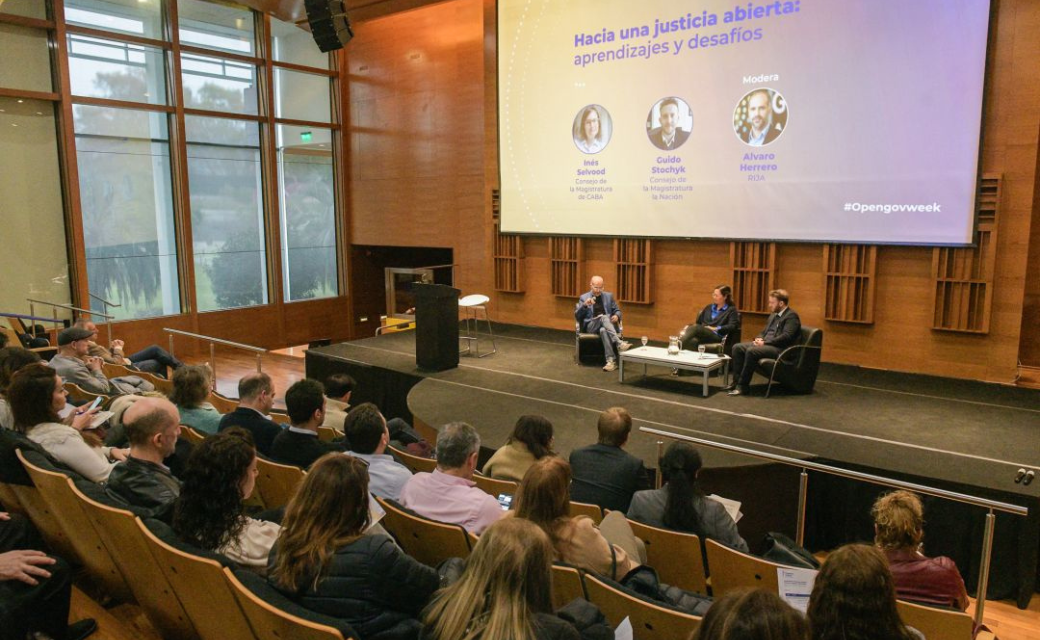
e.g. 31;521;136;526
497;0;990;245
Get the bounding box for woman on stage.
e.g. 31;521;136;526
679;285;741;352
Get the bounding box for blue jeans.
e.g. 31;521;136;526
586;315;621;360
129;345;183;377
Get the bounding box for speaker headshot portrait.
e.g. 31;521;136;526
646;96;692;151
734;88;788;147
572;104;612;154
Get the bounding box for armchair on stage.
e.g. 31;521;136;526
755;326;824;397
574;316;623;365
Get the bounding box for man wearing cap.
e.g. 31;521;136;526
48;328;154;397
73;318;183;379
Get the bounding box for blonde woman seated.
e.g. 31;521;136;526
9;363;127;482
423;517;613;640
481;415;555;482
169;364;222;435
269;453;440;639
172;428;280;570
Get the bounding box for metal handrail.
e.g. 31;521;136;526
163;328;266;381
641;427;1028;626
88;292;122;320
0;312;67;324
27;298;114;344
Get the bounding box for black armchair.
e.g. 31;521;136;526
754;327;823;397
575;317;623;365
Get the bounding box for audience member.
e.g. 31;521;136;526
694;588;808;640
105;397;182;522
0;347;42;430
48;327;153;396
9;364;127;482
172;428;280;570
269;454;440;639
628;442;748;552
73;318;183;378
0;512;97;640
269;379;345;469
399;422;504;534
807;544;923;640
343;402;412;500
872;490;969;610
169;365;222;435
422;517;613;640
569;407;649;512
515;457;644;582
320;373;355;431
482;414;555;482
218;373;282;456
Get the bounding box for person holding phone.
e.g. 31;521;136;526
575;275;630;372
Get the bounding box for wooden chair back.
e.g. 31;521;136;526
627;518;707;594
7;481;77;560
375;496;472;567
70;484;197;640
0;479;25;515
317;426;341;443
101;362;171;394
255;456;307;510
584;573;701;640
569;500;604;525
224;568;347;640
16;450;131;601
704;538;783;596
1;324;56;358
387;444;437;474
269;411;291;425
896;599;974;640
138;519;255;640
207;391;238;413
63;382;110;408
551;564;587;611
472;473;518;498
180;426;207;446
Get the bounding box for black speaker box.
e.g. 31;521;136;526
304;0;354;52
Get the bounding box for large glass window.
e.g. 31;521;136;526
271;19;329;69
274;68;331;123
65;0;165;41
74;104;180;320
67;35;167;105
278;125;337;301
181;52;258;114
178;0;255;56
0;25;53;93
186;115;268;311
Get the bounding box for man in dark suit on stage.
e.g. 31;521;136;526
726;289;801;396
575;275;631;371
648;97;690;151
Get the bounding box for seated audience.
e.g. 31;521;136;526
320;373;355;431
872;490;969;610
269;379;346;469
9;364;127;482
569;407;649;512
628;442;748;552
694;588;808;640
515;457;644;582
218;372;283;456
422;517;613;640
807;544;923;640
73;317;183;378
269;454;440;639
0;512;97;640
48;327;153;396
170;365;223;435
105;397;182;522
172;428;280;570
482;414;555;482
343;403;412;500
0;347;42;430
399;422;504;534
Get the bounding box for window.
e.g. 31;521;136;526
65;0;165;41
271;19;329;68
67;34;167;105
181;52;258;115
274;68;332;123
0;0;49;19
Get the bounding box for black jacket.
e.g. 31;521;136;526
105;456;181;522
758;308;802;350
218;408;284;456
693;304;741;338
269;533;440;639
568;444;650;513
268;428;346;470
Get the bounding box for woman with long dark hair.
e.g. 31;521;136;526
269;453;439;638
694;588;808;640
678;285;741;353
627;441;748;552
172;427;280;570
482;414;555;481
0;347;42;430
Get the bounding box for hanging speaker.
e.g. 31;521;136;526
304;0;354;52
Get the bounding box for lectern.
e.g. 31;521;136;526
413;283;460;371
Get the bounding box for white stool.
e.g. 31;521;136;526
459;294;497;358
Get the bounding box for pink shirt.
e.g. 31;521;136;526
399;469;505;534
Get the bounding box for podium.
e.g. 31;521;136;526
413;283;460;371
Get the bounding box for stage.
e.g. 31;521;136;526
305;323;1040;604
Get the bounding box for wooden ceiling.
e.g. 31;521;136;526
235;0;439;24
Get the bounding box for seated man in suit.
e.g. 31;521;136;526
726;288;802;396
569;407;650;512
269;379;346;469
575;275;631;372
218;372;283;456
105;397;182;522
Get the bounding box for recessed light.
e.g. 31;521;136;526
17;99;24;104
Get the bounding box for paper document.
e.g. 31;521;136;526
708;494;743;523
366;493;386;531
614;616;633;640
89;411;114;429
777;566;818;613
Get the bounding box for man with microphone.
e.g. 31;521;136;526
575;276;630;371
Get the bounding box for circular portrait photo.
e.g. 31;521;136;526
572;104;612;155
645;96;693;151
733;88;788;147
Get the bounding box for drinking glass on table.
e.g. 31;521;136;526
698;345;706;357
640;336;648;347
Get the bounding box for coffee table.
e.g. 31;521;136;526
619;346;730;397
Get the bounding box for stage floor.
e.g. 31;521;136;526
308;323;1040;499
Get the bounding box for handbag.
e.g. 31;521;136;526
760;532;820;569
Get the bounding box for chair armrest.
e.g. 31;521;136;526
774;343;821;366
